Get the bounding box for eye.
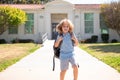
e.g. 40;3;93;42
63;26;68;28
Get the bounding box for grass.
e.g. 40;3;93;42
0;43;40;72
79;43;120;72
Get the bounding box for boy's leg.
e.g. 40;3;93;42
60;58;69;80
60;70;67;80
69;56;78;80
73;65;78;80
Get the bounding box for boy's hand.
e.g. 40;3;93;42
71;35;76;42
54;36;63;47
58;36;63;42
71;35;78;46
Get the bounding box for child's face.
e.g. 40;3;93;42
62;21;69;34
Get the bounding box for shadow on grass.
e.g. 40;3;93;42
88;44;120;53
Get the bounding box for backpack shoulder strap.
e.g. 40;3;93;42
55;33;63;41
54;33;63;47
70;32;74;36
69;32;74;46
58;33;63;47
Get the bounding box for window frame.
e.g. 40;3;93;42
8;25;18;34
84;13;94;34
24;13;34;34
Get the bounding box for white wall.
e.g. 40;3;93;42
109;29;120;42
74;9;102;42
0;1;120;43
44;0;74;39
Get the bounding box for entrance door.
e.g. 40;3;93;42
51;23;58;39
51;13;67;39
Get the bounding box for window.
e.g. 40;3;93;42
9;25;18;34
84;13;94;34
25;13;34;34
100;14;108;34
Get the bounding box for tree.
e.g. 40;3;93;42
0;0;52;4
101;1;120;38
0;6;27;35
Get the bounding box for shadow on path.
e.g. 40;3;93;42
0;40;120;80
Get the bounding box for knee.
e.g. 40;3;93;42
60;70;67;73
72;65;78;70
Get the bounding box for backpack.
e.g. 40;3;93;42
52;33;73;71
53;33;63;59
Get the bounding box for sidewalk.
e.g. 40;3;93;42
0;40;120;80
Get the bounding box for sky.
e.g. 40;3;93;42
64;0;119;4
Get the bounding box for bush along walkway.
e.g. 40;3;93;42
0;40;120;80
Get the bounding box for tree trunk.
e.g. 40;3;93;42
0;25;8;35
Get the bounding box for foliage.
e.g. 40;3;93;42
12;39;34;43
0;0;51;4
91;35;98;43
80;35;98;43
79;43;120;72
0;39;6;44
101;1;120;37
0;6;26;35
0;43;40;72
111;39;118;43
101;34;109;43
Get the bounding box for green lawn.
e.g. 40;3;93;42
79;43;120;72
0;43;40;72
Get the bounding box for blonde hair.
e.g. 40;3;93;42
56;19;74;34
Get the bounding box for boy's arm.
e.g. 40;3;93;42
54;36;63;47
71;33;79;46
72;37;79;46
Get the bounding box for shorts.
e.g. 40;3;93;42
60;55;77;71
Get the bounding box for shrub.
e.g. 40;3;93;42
84;38;92;43
12;39;34;43
101;34;109;43
80;40;86;43
91;35;98;43
0;39;6;44
111;39;118;43
19;39;34;43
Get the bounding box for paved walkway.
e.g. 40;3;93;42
0;40;120;80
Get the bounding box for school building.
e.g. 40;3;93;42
0;0;119;43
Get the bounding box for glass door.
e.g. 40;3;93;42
51;23;58;39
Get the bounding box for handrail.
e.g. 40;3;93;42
41;32;48;43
